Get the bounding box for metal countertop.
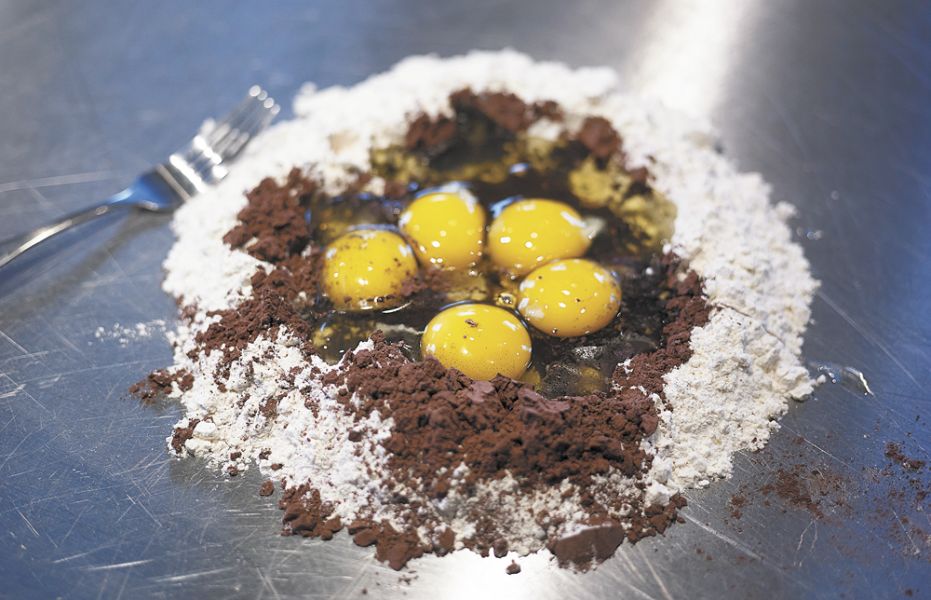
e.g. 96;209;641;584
0;1;928;598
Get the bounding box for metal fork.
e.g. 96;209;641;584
0;86;279;269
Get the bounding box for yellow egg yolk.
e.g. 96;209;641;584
322;229;418;311
421;303;532;380
487;199;592;276
399;190;486;270
518;259;621;338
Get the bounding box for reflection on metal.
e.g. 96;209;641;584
625;0;760;117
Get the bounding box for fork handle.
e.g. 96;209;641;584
0;170;181;270
0;194;140;270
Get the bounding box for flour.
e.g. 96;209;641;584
94;319;167;347
157;50;816;563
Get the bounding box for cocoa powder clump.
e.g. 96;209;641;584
170;418;200;454
548;521;626;568
129;368;193;402
193;285;316;379
259;480;275;497
885;442;926;472
280;485;343;541
449;89;534;133
405;113;457;155
193;247;324;380
577;116;622;160
223;168;318;263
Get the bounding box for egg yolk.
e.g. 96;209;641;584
421;303;532;380
487;199;592;276
399;190;486;269
322;229;418;311
518;259;621;338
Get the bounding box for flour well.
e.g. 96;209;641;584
154;50;816;568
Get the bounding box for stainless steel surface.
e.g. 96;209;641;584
0;86;278;269
0;1;928;598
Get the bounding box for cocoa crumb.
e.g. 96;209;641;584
280;485;343;541
405;113;457;155
885;442;926;471
129;368;193;402
450;88;533;133
729;494;747;519
531;100;564;122
170;419;200;454
577;116;622;159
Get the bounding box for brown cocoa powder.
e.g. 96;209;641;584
449;89;534;134
279;484;343;541
577;116;623;160
223;168;318;263
170;418;200;454
885;442;926;472
129;368;193;402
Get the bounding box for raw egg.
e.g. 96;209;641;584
399;189;485;269
487;199;592;276
322;229;418;311
421;303;532;380
518;258;621;338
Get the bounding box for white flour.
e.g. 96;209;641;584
159;50;816;557
94;319;167;347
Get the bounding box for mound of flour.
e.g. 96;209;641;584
158;50;817;557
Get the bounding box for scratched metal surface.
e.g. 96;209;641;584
0;0;929;598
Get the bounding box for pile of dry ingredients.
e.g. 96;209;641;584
141;51;818;570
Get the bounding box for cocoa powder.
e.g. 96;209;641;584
577;116;622;160
449;89;534;133
129;368;192;402
613;256;711;399
223;168;318;263
885;442;926;472
279;484;342;541
405;113;457;155
170;418;200;454
342;347;657;496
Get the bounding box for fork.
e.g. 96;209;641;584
0;86;279;269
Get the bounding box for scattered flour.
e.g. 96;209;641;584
94;319;167;347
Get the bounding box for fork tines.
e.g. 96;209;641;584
169;86;280;194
